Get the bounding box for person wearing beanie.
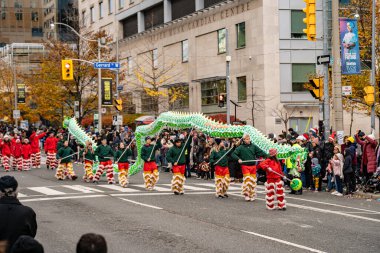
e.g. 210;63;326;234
0;136;12;172
166;136;191;195
114;142;132;188
311;157;321;192
258;148;286;210
210;138;232;199
0;176;37;253
29;129;47;169
232;134;267;201
141;136;162;190
355;130;378;183
21;139;32;171
44;132;59;170
10;236;44;253
94;138;115;184
56;140;77;181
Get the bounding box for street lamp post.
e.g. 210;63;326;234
51;22;104;131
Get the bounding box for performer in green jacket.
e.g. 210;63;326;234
210;139;231;199
114;142;132;188
94;138;115;184
81;141;96;182
141;136;161;190
56;140;77;181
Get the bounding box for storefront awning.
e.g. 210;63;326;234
192;76;226;83
135;115;155;125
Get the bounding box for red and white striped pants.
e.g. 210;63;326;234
46;151;57;169
265;178;286;210
13;157;23;171
2;155;10;171
94;160;114;183
31;152;42;168
23;158;31;171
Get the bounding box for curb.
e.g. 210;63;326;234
353;191;380;200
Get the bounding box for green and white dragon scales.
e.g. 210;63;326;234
63;116;98;150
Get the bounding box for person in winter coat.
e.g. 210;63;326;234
258;148;286;210
29;129;46;169
44;132;59;170
355;131;378;183
94;138;115;184
329;145;344;196
12;137;23;171
343;147;355;195
311;157;321;192
114;142;132;188
209;139;231;199
0;176;37;253
56;140;77;181
141;136;162;190
21;139;32;171
0;136;12;172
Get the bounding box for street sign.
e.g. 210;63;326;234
342;86;352;96
317;55;331;65
93;62;120;69
112;115;123;126
74;101;79;106
101;108;106;114
13;110;20;119
20;120;28;130
94;114;99;120
117;85;123;91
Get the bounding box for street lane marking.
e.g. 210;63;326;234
119;197;163;210
97;185;140;192
161;184;210;191
196;182;242;191
28;187;67;196
111;191;241;197
133;184;171;192
62;185;103;194
17;193;27;198
241;230;327;253
21;194;106;202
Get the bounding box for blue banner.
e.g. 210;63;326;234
340;18;361;75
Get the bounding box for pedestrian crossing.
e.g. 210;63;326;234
17;183;265;198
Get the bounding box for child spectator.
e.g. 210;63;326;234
329;146;344;196
311;158;321;192
343;147;355;195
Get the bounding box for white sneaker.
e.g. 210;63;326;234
335;192;343;196
331;191;338;195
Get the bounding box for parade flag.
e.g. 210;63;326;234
339;18;361;75
101;78;113;106
17;84;26;104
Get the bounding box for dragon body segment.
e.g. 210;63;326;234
129;112;307;176
63;117;98;150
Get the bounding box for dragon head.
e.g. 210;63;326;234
62;116;71;129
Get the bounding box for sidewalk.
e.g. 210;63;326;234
353;191;380;200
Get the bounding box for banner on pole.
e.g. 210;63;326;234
339;18;361;75
17;84;26;104
101;78;113;106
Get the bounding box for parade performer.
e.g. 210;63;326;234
29;129;46;169
94;138;115;184
12;137;23;171
56;140;77;180
0;135;11;172
232;134;266;201
167;136;191;195
286;138;304;195
21;139;32;171
44;132;59;170
81;141;95;182
114;142;132;188
258;148;286;210
210;139;231;198
141;136;161;190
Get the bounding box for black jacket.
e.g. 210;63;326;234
0;197;37;252
343;148;354;174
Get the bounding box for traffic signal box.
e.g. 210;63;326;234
309;78;323;100
114;98;123;112
303;0;316;41
61;60;74;80
363;86;375;106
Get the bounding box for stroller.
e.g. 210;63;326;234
362;168;380;193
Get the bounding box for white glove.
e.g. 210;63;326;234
267;167;273;172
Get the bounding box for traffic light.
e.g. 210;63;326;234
364;86;375;106
218;93;226;108
61;59;73;80
303;0;316;41
309;78;323;100
114;98;123;112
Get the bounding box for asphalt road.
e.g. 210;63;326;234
2;163;380;253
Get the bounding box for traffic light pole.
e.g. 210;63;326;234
98;38;102;132
226;29;231;125
322;0;330;140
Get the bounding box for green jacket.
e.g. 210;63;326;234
114;148;132;163
232;143;266;166
210;148;230;167
141;140;162;161
57;146;74;164
95;145;114;162
80;149;96;161
167;144;187;165
57;140;64;151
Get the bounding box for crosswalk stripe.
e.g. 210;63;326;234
97;184;140;192
161;184;210;191
133;184;171;192
194;182;242;191
62;185;104;194
28;187;67;196
18;193;27;198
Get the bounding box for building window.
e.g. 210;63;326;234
127;56;133;75
169;86;189;110
292;63;315;92
237;76;247;102
289;117;312;133
32;27;43;37
119;0;124;9
201;79;226;105
236;22;246;48
82;10;86;27
153;49;158;69
182;40;188;63
32;12;38;22
144;3;164;30
14;1;22;8
291;10;307;39
141;92;158;113
99;1;104;19
217;29;226;54
90;6;94;23
108;0;114;14
15;11;23;21
171;0;195;20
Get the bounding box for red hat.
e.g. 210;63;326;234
269;148;277;157
303;133;310;140
329;132;336;141
310;128;318;134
